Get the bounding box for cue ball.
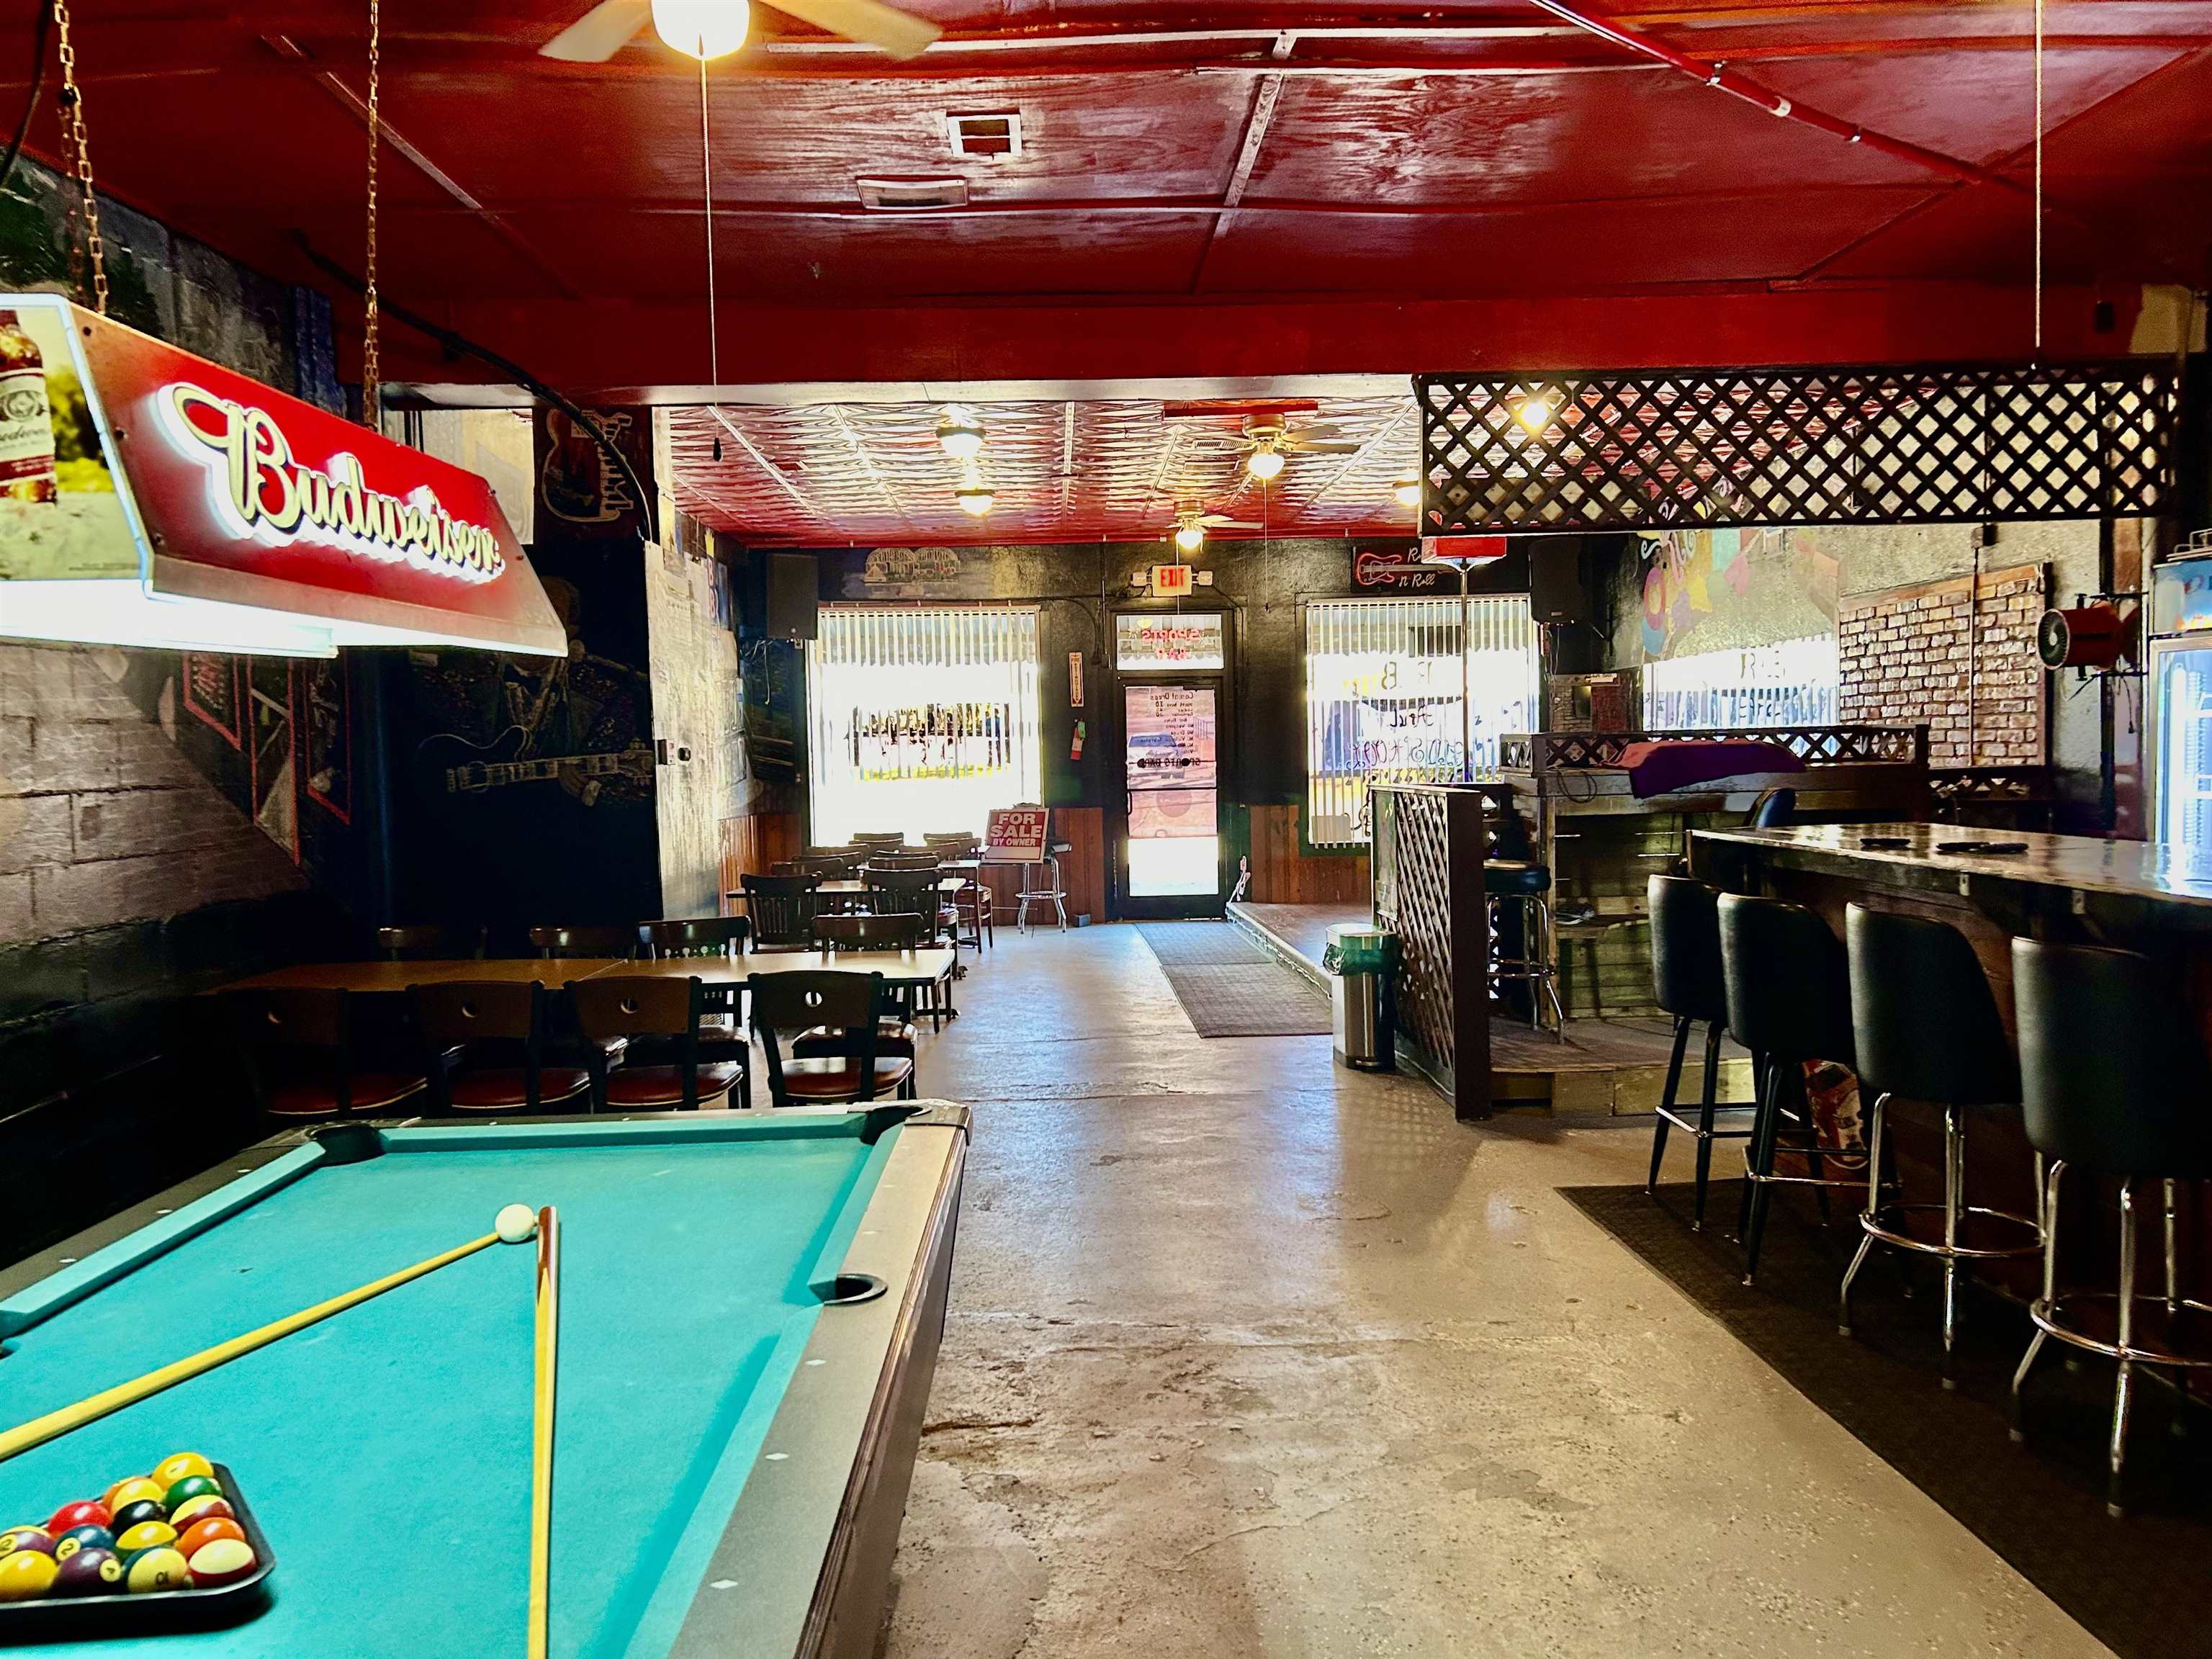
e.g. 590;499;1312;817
496;1203;539;1244
0;1550;58;1601
121;1545;189;1594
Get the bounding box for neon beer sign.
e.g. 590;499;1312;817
158;382;504;583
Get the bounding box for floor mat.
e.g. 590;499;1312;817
1138;925;1331;1035
1561;1180;2212;1659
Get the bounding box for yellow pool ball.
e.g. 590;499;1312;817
103;1478;163;1514
121;1546;189;1595
168;1496;235;1530
114;1521;176;1555
0;1550;58;1601
150;1452;214;1491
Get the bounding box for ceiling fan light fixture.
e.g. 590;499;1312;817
937;414;986;460
1513;390;1557;433
956;485;995;517
1393;472;1421;510
652;0;750;60
1174;522;1205;553
1244;445;1286;482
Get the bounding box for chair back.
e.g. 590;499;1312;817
850;831;907;850
1716;893;1854;1066
742;872;822;948
376;924;485;961
815;912;924;951
1646;876;1727;1025
529;925;638;960
228;986;354;1115
1845;904;2015;1107
567;974;701;1041
748;970;886;1105
923;832;980;858
641;917;751;958
2014;937;2212;1176
866;852;941;872
410;979;557;1113
1749;788;1798;830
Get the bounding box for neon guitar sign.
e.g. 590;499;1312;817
157;382;505;584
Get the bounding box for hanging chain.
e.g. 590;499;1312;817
361;0;382;426
51;0;107;316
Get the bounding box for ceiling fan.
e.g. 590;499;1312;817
1206;415;1364;481
1165;505;1261;553
541;0;940;64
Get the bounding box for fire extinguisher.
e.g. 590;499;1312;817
1070;719;1086;761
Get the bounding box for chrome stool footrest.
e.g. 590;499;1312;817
1857;1200;2044;1262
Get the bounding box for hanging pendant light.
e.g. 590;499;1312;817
653;0;750;60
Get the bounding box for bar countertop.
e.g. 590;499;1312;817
1693;822;2212;912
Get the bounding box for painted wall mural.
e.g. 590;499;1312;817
1637;528;1840;660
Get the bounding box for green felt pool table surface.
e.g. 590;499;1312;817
0;1109;968;1659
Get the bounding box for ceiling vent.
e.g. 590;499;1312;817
944;111;1022;160
855;176;970;212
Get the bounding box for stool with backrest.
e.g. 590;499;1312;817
749;970;914;1107
1719;893;1861;1284
374;923;486;961
1838;904;2044;1381
228;987;428;1124
2010;938;2212;1514
411;980;590;1115
565;974;743;1111
1644;876;1753;1228
639;917;754;1107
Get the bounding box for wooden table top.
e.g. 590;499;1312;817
221;948;958;994
1695;822;2212;912
727;876;966;900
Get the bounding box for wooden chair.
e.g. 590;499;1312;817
814;912;925;951
867;851;941;871
411;981;590;1115
804;915;925;1087
750;970;914;1107
228;987;428;1124
374;924;486;961
800;847;863;876
639;917;751;958
864;865;956;944
639;917;753;1101
850;831;908;850
528;924;640;960
742;872;823;949
923;834;992;950
566;975;743;1111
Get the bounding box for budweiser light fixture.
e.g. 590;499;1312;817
0;294;563;657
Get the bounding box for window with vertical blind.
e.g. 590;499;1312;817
1642;635;1838;730
806;605;1043;843
1303;595;1539;846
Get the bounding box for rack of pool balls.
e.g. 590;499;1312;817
0;1454;262;1606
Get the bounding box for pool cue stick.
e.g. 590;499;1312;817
0;1230;503;1468
526;1205;560;1659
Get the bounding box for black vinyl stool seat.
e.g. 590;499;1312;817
1838;905;2044;1383
2010;937;2212;1515
1482;859;1565;1038
1644;876;1755;1228
1719;893;1866;1284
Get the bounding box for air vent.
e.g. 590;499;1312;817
855;176;970;212
944;111;1022;160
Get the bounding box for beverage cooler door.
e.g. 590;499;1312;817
2154;644;2212;850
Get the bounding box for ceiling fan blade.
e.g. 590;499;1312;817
1286;423;1346;441
766;0;941;58
1201;516;1263;529
539;0;652;60
1282;440;1364;454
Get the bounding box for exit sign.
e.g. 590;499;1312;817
1151;563;1195;596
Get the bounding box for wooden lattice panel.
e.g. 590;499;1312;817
1499;724;1926;772
1417;361;2182;535
1374;788;1456;1080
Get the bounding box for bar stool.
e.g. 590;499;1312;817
1644;876;1753;1228
1485;860;1565;1037
1717;893;1861;1284
2010;938;2212;1515
1838;905;2044;1383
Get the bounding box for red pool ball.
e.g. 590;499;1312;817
46;1501;109;1537
184;1537;256;1589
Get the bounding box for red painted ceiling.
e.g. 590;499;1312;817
10;2;2211;544
667;392;1421;544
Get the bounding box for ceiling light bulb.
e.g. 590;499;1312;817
1393;473;1422;510
937;418;986;460
1514;392;1555;433
1244;446;1285;481
652;0;750;60
1174;522;1205;553
956;486;995;517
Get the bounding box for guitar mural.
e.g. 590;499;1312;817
415;730;654;804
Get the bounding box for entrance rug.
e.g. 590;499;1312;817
1561;1180;2212;1659
1137;924;1331;1036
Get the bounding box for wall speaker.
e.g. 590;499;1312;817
737;551;819;641
1529;539;1586;625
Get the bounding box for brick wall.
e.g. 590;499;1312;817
1837;562;2047;766
0;645;304;945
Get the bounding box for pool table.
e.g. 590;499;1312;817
0;1107;968;1659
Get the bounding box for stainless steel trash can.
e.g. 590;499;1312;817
1321;924;1396;1072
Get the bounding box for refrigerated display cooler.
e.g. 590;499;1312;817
2148;552;2212;849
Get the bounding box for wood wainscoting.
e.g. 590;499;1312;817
1247;804;1370;906
973;806;1105;926
718;810;803;912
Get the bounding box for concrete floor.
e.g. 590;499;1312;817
882;923;2111;1659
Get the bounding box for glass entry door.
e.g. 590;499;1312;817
1120;680;1223;913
